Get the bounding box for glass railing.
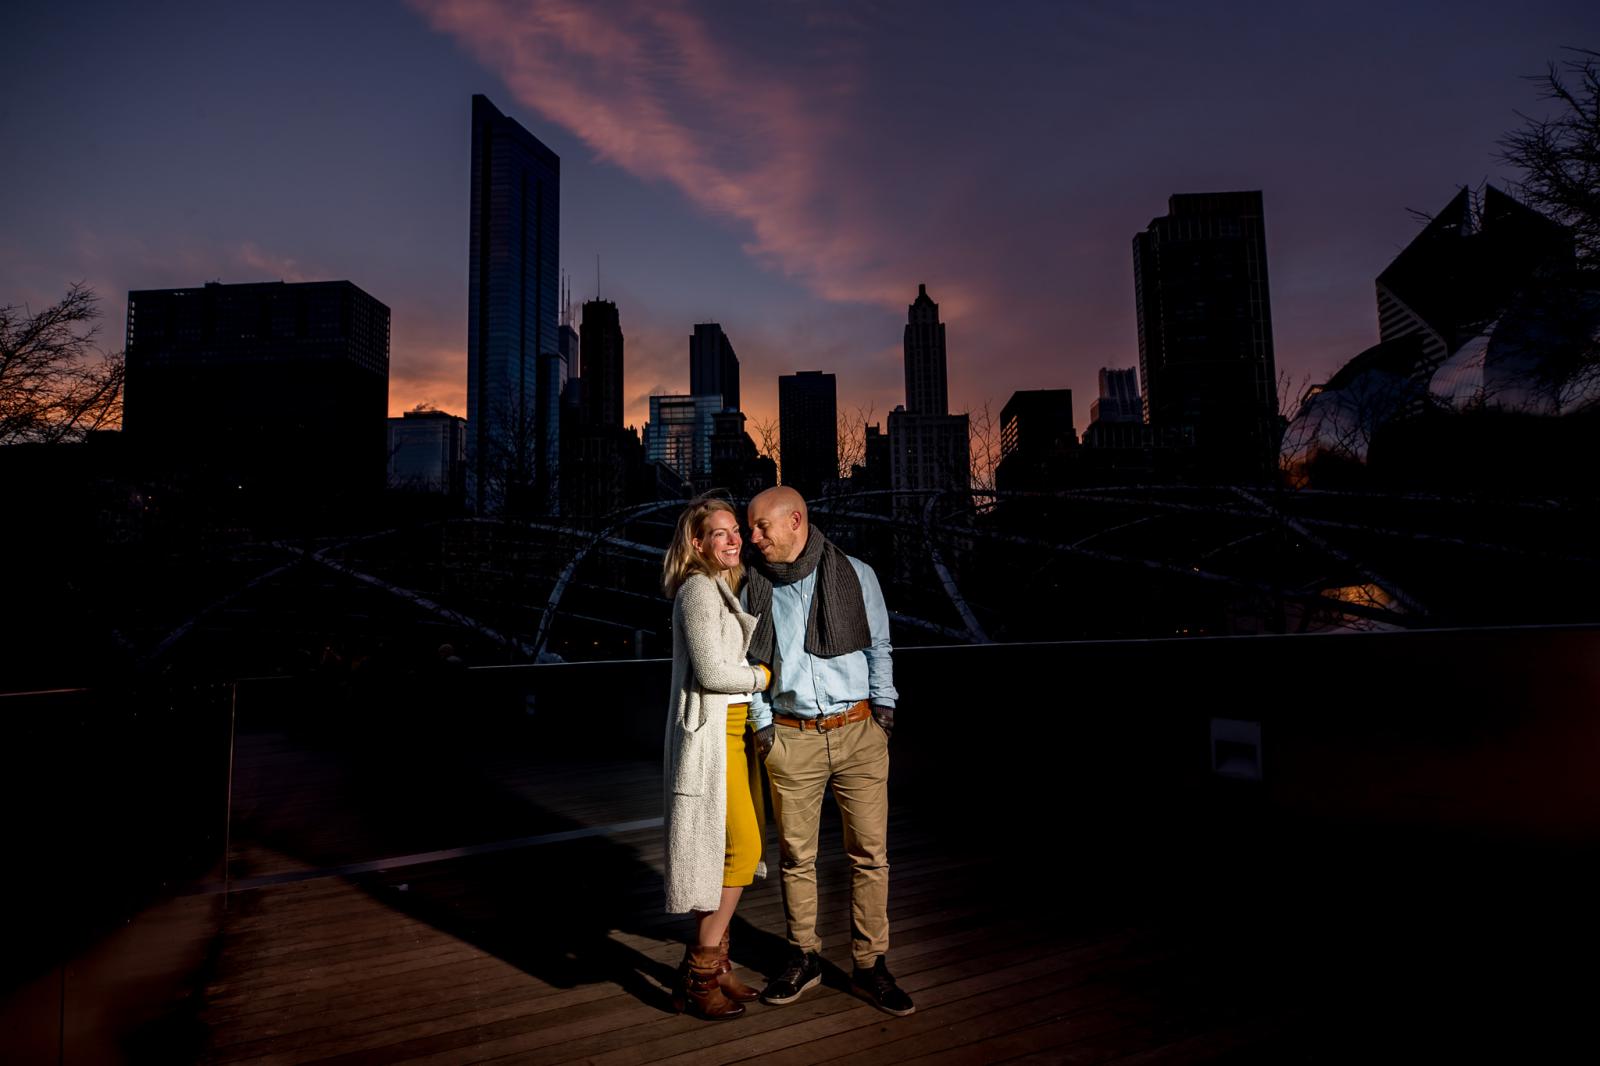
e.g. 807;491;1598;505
0;681;233;1063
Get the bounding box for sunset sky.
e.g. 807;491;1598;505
4;1;1597;433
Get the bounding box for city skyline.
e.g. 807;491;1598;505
4;2;1597;437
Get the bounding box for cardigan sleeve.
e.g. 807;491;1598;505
677;576;764;695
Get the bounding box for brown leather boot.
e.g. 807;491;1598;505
680;945;744;1020
670;945;691;1014
717;931;760;1003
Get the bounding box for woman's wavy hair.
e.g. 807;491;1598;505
662;497;744;598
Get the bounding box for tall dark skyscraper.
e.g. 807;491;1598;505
467;94;560;514
999;389;1076;461
579;299;624;428
690;322;740;412
1133;191;1277;476
1089;367;1141;425
995;389;1076;492
891;284;969;499
903;284;949;415
124;280;389;510
779;370;837;499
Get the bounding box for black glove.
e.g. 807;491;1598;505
754;724;775;758
870;704;894;740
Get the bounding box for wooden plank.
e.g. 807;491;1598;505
195;748;1297;1066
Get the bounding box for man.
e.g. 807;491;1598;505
741;485;913;1017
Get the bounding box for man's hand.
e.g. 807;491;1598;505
753;724;776;758
870;704;894;740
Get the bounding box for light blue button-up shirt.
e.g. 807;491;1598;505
745;554;898;730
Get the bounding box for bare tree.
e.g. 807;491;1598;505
1499;48;1600;265
1277;368;1316;422
750;414;781;481
476;388;546;516
0;283;125;444
965;400;1000;493
835;402;877;481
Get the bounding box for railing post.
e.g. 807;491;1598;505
223;681;237;911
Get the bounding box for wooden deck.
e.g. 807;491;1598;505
194;731;1303;1064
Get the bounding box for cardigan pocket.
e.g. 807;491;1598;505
669;712;712;796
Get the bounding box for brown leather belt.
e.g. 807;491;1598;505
773;700;871;732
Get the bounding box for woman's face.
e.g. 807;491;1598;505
692;508;743;572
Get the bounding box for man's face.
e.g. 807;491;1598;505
748;497;803;563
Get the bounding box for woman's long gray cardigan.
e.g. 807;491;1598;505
664;572;768;914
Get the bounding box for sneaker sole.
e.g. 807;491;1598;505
852;986;916;1017
760;972;822;1005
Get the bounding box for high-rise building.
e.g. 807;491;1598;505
559;276;580;374
1376;185;1572;368
690;323;740;412
999;390;1076;461
995;389;1076;492
853;423;890;491
559;299;639;516
888;406;970;497
904;284;948;416
388;408;466;496
708;410;776;496
644;393;721;484
890;284;969;499
124;280;389;512
557;278;582;417
560;423;641;517
580;299;624;428
1088;367;1141;426
778;371;838;499
1133;191;1277;476
686;322;740;491
534;350;567;511
467;94;560;514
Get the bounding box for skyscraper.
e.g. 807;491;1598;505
558;276;581;415
1088;367;1141;425
1133;191;1277;477
709;410;777;496
690;323;740;412
466;94;560;514
580;299;624;428
1376;185;1571;367
124;280;389;511
995;389;1076;492
388;408;467;496
890;284;969;499
560;298;637;517
779;371;838;499
903;284;948;415
644;393;721;484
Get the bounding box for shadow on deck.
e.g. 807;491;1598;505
5;627;1600;1062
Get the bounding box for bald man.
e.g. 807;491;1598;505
741;486;911;1017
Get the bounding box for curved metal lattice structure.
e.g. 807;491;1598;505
146;483;1600;669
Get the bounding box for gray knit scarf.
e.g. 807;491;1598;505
743;528;871;665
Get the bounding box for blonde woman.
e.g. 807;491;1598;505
662;498;773;1020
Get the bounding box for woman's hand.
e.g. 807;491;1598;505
755;662;773;691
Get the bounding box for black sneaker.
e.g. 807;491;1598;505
760;950;823;1005
851;957;915;1016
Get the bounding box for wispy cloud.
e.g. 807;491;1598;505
409;0;914;309
236;241;313;283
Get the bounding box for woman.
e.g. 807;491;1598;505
662;498;773;1020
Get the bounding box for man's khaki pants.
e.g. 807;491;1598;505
764;715;890;969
